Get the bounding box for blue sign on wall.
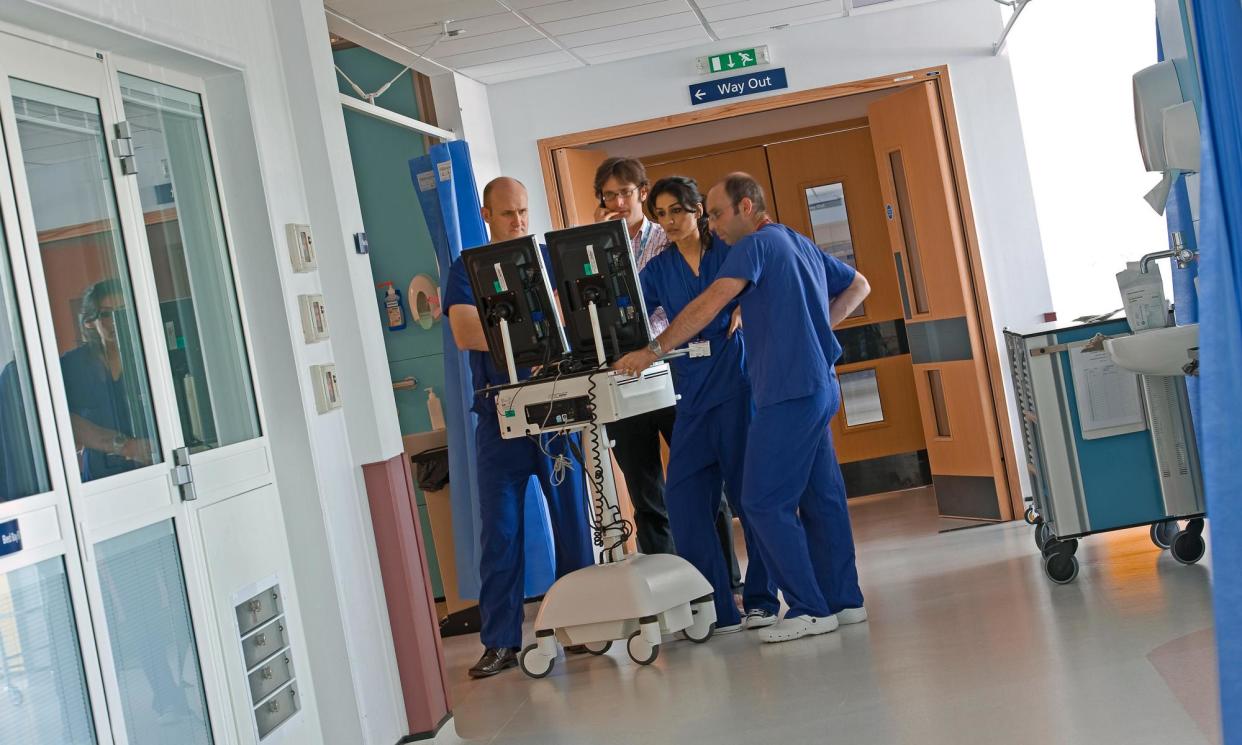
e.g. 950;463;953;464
0;519;21;558
689;67;789;106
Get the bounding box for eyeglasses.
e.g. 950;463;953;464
601;186;638;202
88;306;126;322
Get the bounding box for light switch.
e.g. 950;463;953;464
285;223;317;273
297;294;329;343
310;364;341;413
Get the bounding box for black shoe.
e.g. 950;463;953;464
468;647;519;679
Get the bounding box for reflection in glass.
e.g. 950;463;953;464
119;74;259;452
840;369;885;427
0;213;49;502
0;559;97;744
97;521;212;744
11;79;161;481
805;182;864;318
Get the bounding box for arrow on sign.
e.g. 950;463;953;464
694;89;707;101
727;58;736;68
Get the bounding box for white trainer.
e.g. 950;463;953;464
836;606;868;625
758;614;838;643
743;609;778;630
715;622;744;635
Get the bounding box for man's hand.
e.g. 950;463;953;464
593;205;622;223
613;348;658;377
728;306;743;337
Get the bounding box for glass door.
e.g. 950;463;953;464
0;32;217;744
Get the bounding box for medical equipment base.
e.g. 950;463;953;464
1005;318;1206;585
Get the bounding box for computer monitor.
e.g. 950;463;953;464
545;220;653;366
461;235;567;373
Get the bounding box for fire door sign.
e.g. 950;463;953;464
696;46;771;75
0;519;21;557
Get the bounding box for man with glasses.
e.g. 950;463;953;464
591;158;741;593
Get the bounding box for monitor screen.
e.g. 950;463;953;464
545;220;652;365
461;236;567;373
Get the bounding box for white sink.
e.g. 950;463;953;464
1104;323;1199;376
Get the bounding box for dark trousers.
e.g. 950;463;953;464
609;406;742;588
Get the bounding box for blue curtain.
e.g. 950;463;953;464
1188;2;1242;742
409;141;555;600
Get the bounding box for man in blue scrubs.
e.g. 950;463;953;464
445;177;594;677
615;172;871;643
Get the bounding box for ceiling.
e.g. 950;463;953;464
324;0;941;84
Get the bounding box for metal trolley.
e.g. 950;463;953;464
1005;318;1206;583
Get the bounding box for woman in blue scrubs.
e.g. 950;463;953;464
640;177;777;633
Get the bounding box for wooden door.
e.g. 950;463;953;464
644;147;778;221
766;128;928;494
868;82;1011;520
553;147;607;227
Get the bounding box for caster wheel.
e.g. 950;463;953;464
1034;522;1051;551
1171;530;1206;565
584;641;612;655
1150;521;1178;550
1044;552;1079;584
1024;506;1038;525
626;630;660;665
519;644;555;679
682;621;714;644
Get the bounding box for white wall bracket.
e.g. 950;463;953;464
993;0;1032;56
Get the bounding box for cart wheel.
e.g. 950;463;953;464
1150;521;1178;550
1024;506;1038;525
1034;522;1051;551
519;643;555;679
682;621;714;644
626;630;660;665
1171;530;1206;565
1044;552;1079;584
584;640;612;655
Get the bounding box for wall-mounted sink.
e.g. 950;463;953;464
1104;323;1199;376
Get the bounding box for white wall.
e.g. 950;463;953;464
1006;0;1172;322
0;1;409;744
484;0;1052;498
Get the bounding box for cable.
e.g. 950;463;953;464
583;366;634;562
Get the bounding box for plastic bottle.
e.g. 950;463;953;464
378;281;407;331
426;388;445;431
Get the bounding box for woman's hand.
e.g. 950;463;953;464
728;307;743;337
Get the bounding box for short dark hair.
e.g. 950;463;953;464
593;157;649;197
481;177;525;209
721;172;767;214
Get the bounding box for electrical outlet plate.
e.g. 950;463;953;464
310;364;341;413
285;223;317;273
297;294;329;343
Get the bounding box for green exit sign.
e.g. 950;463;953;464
696;45;771;75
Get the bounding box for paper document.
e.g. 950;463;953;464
1068;347;1146;438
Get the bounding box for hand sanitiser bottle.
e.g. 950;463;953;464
426;388;445;430
378;281;407;331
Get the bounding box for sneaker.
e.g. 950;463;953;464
836;606;868;625
758;614;838;643
715;622;744;635
743;609;778;630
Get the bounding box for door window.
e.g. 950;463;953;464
119;74;260;452
0;213;48;502
804;182;864;318
0;559;97;744
10;79;161;482
840;368;885;426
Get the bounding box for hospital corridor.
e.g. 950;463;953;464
0;1;1237;745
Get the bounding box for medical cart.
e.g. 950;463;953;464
1005;317;1206;584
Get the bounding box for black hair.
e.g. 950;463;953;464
593;157;649;197
646;176;712;253
78;278;124;350
721;172;767;214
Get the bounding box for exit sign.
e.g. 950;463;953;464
696;46;771;75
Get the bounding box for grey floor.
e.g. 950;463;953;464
431;487;1221;745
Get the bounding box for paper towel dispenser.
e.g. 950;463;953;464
1133;60;1186;172
1162;101;1201;172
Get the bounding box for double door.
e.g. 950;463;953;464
0;28;289;744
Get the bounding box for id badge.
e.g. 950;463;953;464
688;340;712;358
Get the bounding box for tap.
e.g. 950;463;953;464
1140;231;1197;273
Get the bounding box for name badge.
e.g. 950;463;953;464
688;340;712;358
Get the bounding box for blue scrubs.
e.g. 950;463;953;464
640;239;777;628
444;256;594;650
716;223;864;618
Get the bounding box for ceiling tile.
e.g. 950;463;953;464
459;50;581;78
559;12;701;48
540;0;689;35
583;37;714;65
390;25;543;57
575;26;712;60
709;1;845;37
702;0;837;21
327;0;503;34
473;59;584;83
437;38;560;68
526;0;674;24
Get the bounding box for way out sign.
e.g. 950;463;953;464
689;68;789;106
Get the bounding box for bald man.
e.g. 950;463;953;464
443;177;594;678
